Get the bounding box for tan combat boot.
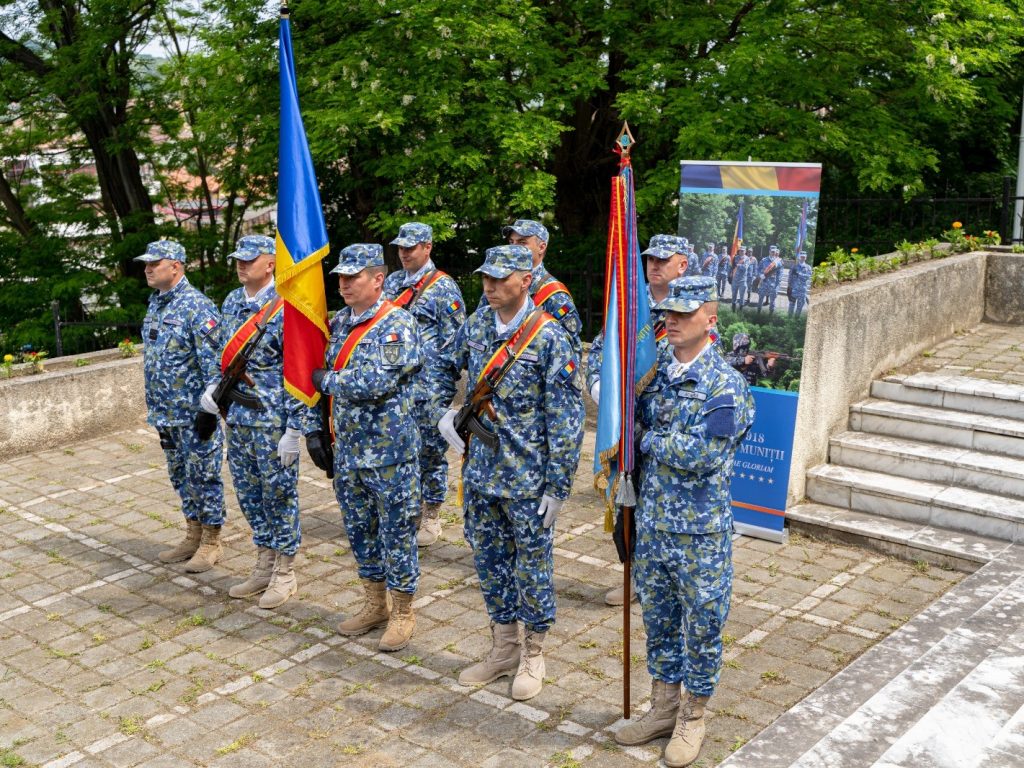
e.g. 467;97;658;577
337;579;391;636
259;553;297;609
228;546;275;598
664;692;710;767
158;519;202;563
458;622;521;685
378;590;416;651
614;679;680;745
604;580;638;606
417;502;442;547
511;628;546;701
184;524;222;572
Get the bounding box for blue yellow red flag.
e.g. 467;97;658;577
794;200;808;255
276;8;330;406
594;125;657;522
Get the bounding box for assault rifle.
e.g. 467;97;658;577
749;350;795;378
453;378;499;451
195;316;269;440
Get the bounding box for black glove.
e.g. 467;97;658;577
305;431;334;476
311;368;329;394
194;411;218;441
612;507;637;564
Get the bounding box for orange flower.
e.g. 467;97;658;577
952;221;963;229
851;247;859;254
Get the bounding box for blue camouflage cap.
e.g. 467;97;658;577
475;244;532;278
649;234;687;254
330;243;385;275
390;222;433;248
228;234;276;262
501;219;549;243
134;239;186;263
770;244;780;252
641;245;679;261
655;276;718;313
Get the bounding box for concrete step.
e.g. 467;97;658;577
829;431;1024;500
806;464;1024;543
873;372;1024;421
787;502;1013;568
719;547;1024;768
849;399;1024;459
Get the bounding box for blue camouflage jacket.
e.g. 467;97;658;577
789;262;812;297
219;284;303;431
383;261;466;404
432;298;585;500
303;295;422;469
637;343;755;534
761;255;784;287
142;277;222;428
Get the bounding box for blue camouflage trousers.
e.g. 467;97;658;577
226;425;301;555
634;522;732;697
159;423;225;526
731;281;748;309
333;460;420;594
415;406;449;505
463;489;555;633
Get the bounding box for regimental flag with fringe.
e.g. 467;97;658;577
730;201;744;258
593;124;658;525
276;7;330;406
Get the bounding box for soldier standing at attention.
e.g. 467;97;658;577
433;245;584;701
715;245;730;300
383;222;466;546
305;244;423;652
502;219;583;362
614;276;754;768
788;251;812;316
730;246;750;312
210;235;302;609
758;245;784;314
586;233;687;606
138;240;226;572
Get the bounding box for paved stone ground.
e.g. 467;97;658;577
0;426;963;768
893;321;1024;384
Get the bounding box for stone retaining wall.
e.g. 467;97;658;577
984;251;1024;324
789;250;989;504
0;357;146;458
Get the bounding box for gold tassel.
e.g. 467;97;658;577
604;501;614;533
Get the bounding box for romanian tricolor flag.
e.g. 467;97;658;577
594;124;657;521
730;202;744;258
275;8;330;406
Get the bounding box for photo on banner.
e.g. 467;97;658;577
678;160;821;542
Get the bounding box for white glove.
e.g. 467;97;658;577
438;408;465;454
277;427;301;467
589;380;601;404
200;383;219;414
536;494;563;529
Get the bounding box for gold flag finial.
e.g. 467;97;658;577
614;122;636;158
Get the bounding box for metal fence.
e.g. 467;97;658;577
816;176;1022;254
50;301;142;358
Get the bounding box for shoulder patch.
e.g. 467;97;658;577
446;299;462;315
556;359;582;391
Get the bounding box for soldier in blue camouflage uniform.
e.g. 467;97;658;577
730;246;751;312
715;246;730;300
137;240;226;573
614;276;754;768
586;234;687;606
697;243;717;278
788;250;812;316
383;222;466;547
213;235;303;609
497;219;583;362
757;245;784;314
433;244;584;701
305;243;423;652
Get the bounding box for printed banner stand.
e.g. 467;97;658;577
678;160;822;543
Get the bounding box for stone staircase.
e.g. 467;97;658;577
790;372;1024;565
721;371;1024;768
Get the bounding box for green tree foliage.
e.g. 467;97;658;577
1;0;1022;354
